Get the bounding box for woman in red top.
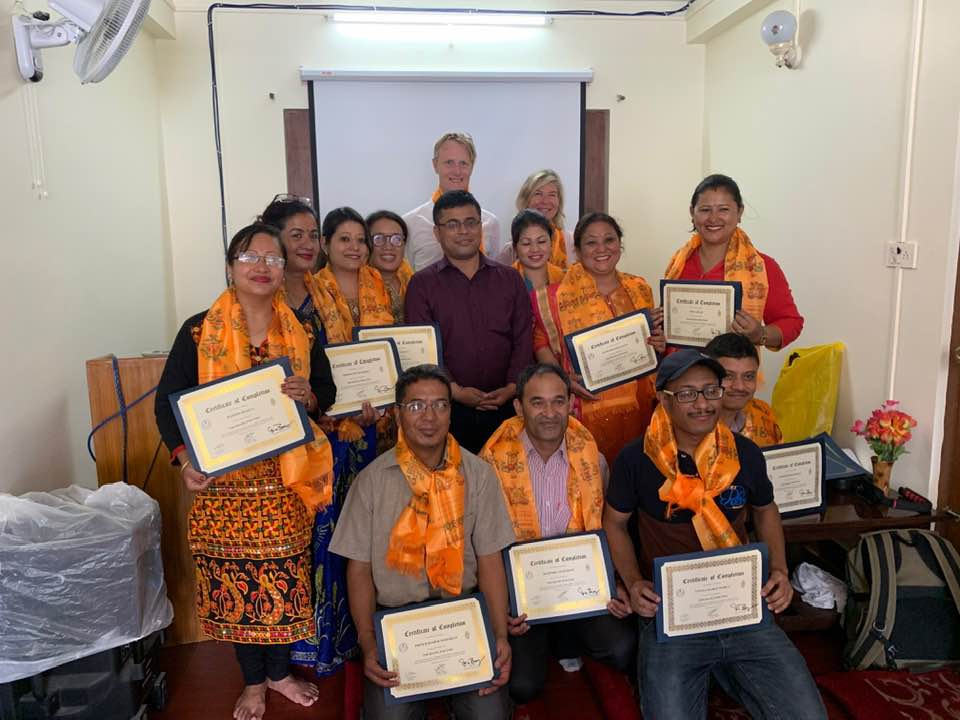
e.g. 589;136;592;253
665;174;803;350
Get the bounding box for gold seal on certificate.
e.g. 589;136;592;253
505;531;615;624
353;324;441;371
654;543;769;641
325;339;402;418
762;440;826;517
660;280;742;348
170;357;314;476
375;594;496;704
564;310;658;394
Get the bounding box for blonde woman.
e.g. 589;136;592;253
503;169;575;267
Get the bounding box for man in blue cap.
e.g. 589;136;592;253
602;349;826;719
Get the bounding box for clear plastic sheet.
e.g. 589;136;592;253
0;483;173;683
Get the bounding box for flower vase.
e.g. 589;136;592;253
871;456;893;494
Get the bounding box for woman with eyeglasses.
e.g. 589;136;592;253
155;223;336;720
531;212;666;464
291;207;395;680
510;209;565;291
366;210;413;323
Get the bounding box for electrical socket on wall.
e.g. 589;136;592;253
886;241;918;269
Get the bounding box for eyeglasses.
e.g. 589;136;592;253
235;251;286;268
660;385;724;404
372;233;405;247
439;218;481;233
398;399;452;414
272;193;312;206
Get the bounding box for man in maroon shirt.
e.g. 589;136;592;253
404;190;533;453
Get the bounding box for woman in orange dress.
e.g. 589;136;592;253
532;212;665;463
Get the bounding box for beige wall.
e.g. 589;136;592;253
0;17;173;493
156;9;706;321
702;0;960;496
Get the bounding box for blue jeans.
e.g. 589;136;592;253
638;620;826;720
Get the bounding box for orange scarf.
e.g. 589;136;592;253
386;431;466;595
741;399;782;447
644;404;741;550
511;260;565;287
480;416;603;541
550;227;568;269
397;260;414;295
197;288;334;512
664;227;769;322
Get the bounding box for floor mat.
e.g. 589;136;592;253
817;669;960;720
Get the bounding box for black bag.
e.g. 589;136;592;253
844;529;960;670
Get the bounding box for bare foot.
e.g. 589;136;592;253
233;683;266;720
267;674;319;707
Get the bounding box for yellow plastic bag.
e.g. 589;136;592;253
771;342;845;442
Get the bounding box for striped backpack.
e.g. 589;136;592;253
844;529;960;670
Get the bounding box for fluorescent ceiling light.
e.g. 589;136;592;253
331;11;550;27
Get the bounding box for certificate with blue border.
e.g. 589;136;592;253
503;530;616;625
654;543;770;642
375;593;498;705
563;310;658;394
353;324;442;371
169;356;314;477
762;438;827;518
660;280;743;348
325;339;402;418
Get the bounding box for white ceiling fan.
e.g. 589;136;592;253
12;0;151;83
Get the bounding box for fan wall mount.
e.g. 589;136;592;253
12;0;151;83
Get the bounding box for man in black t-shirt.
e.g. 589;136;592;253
603;349;826;720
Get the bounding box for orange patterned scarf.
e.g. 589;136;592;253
197;287;334;512
644;404;741;550
480;416;603;541
741;399;782;447
664;227;769;322
555;263;654;335
550;227;568;269
386;431;466;595
397;260;414;295
511;260;565;287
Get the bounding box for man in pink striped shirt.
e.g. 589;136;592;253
479;364;636;705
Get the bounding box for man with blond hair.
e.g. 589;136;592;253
404;132;502;270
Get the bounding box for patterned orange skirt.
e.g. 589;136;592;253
189;457;314;644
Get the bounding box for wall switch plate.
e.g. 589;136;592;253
886;241;918;269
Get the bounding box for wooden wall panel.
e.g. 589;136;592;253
283;109;315;205
937;257;960;550
583;109;610;215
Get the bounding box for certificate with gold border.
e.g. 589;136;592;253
659;280;743;348
504;531;616;625
374;594;497;705
169;357;313;477
325;339;402;418
763;439;826;518
654;543;770;642
563;310;658;394
353;324;442;371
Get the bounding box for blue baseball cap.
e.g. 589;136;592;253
655;348;726;391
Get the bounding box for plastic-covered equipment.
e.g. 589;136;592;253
771;342;845;443
0;483;173;683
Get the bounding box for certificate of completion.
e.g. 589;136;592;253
564;310;658;394
654;543;769;642
353;324;441;371
763;440;826;517
169;357;313;477
325;339;401;418
660;280;742;348
504;531;615;624
375;594;497;705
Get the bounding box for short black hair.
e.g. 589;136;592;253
259;198;317;232
322;206;369;251
704;332;760;364
395;364;452;404
510;209;553;248
225;223;284;263
516;363;571;401
365;210;409;241
573;212;624;250
690;173;744;210
432;190;482;225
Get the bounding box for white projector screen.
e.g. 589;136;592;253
303;70;590;258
